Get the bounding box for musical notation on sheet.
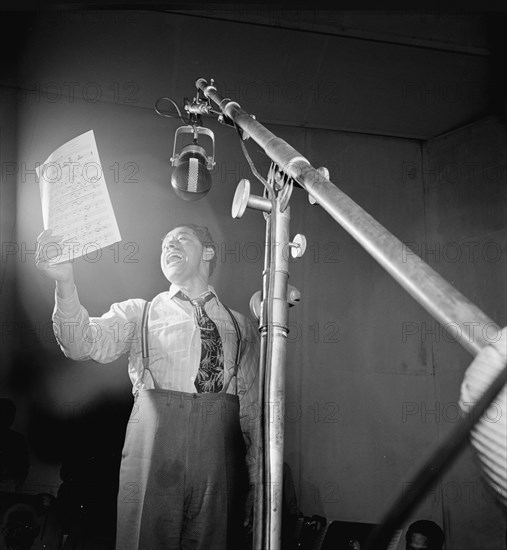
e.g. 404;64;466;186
38;130;122;264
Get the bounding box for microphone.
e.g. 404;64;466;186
170;125;215;201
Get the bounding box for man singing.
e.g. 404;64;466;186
36;223;260;550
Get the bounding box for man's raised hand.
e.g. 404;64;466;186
36;229;75;296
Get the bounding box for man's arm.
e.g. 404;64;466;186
37;229;141;364
36;229;75;295
52;286;141;363
459;327;507;511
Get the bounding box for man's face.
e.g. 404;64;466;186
406;533;429;550
160;226;206;284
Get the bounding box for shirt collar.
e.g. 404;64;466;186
168;284;218;302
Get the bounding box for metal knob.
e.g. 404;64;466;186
289;234;307;258
231;179;272;218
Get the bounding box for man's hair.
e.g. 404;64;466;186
163;223;217;276
406;520;444;549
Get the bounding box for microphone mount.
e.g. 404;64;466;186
184;99;213;116
155;82;219;127
170;125;215;170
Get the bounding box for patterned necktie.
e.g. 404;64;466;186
178;291;224;393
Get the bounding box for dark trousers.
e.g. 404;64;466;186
116;389;248;550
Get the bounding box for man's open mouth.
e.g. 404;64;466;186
166;252;184;265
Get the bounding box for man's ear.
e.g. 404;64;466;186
203;246;215;262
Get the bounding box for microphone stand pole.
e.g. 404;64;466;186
232;164;295;550
260;182;291;550
195;77;502;549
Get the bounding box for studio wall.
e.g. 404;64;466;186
419;115;507;549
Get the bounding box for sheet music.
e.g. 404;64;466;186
38;130;121;264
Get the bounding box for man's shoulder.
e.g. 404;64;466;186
218;303;248;324
220;304;259;339
147;291;173;306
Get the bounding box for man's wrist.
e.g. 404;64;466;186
56;279;76;299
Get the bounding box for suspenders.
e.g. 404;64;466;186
140;298;243;394
140;300;152;367
221;303;243;393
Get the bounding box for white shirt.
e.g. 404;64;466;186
52;283;260;483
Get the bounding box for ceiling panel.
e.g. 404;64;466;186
2;9;502;139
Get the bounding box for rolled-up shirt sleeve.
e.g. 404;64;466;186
236;315;261;486
459;328;507;511
52;285;143;364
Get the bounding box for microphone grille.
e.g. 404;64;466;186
187;157;199;192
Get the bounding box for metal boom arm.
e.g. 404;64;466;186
195;77;501;549
196;77;497;354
